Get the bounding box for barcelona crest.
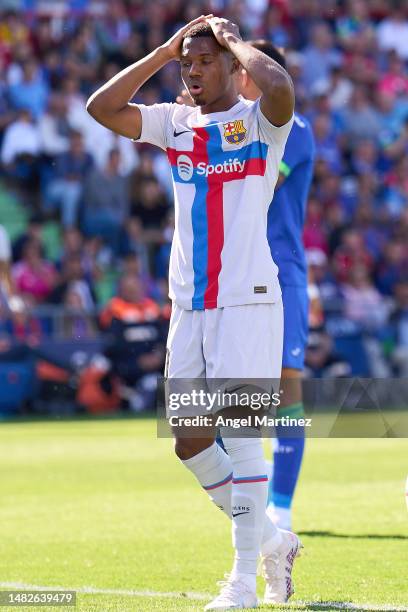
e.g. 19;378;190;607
223;120;247;145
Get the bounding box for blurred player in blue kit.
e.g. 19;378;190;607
235;41;315;531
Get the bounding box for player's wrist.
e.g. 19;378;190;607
222;32;241;48
157;44;177;63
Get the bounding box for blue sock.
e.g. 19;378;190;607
216;433;226;453
268;403;305;510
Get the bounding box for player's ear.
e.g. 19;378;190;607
231;57;240;74
241;68;249;87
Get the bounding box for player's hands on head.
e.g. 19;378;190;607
205;16;241;48
162;14;214;61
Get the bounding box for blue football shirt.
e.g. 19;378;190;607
267;113;315;288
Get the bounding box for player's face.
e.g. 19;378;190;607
180;36;237;112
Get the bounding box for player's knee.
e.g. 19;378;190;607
174;437;213;460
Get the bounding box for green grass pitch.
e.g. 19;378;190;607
0;419;407;611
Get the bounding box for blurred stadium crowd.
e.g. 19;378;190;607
0;0;407;414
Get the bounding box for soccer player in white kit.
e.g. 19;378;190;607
87;14;301;610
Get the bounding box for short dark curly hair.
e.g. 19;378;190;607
182;21;219;43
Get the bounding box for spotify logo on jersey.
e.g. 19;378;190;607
177;155;194;181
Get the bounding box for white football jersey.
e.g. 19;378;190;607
136;98;293;310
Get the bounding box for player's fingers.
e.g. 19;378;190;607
189;14;213;24
181;14;213;33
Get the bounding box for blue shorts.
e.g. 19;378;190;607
281;285;309;370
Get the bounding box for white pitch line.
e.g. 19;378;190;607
299;604;408;612
0;582;407;610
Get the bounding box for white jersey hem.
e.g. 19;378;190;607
170;290;282;310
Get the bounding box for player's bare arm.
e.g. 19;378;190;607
206;17;294;126
86;15;212;139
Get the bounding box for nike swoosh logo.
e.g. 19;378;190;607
232;511;250;518
173;129;191;137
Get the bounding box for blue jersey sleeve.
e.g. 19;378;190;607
279;114;315;178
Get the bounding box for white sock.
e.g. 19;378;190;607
181;440;282;569
181;443;233;512
267;504;292;532
221;434;269;586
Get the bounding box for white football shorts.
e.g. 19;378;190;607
165;301;283;391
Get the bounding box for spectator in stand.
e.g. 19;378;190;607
302;22;342;90
383;117;408;161
0;10;30;56
62;281;96;340
56;228;105;288
155;210;174;281
341;265;388;332
2;294;43;345
131;177;169;242
121;252;162;303
63;23;100;88
342;25;378;87
340;85;382;146
1;109;41;167
353;203;388;263
378;51;408;98
8;58;49;120
325;202;347;255
376;91;403;149
382;156;408;218
82;236;112;284
376;0;408;60
61;76;89;134
82;148;129;252
57;227;84;265
12;238;57;304
84;123;139;177
12;214;45;263
95;1;132;54
327;66;353;111
303;198;329;255
261;5;291;49
75;60;139;174
376;240;407;295
1;108;41;198
38;93;71;158
336;0;375;51
350;139;379;177
30;17;57;62
333;228;373;283
120;216;149;266
389;279;408;376
0;55;16;141
316;174;343;210
352;174;380;220
0;225;13;319
108;31;144;70
306;248;341;313
284;51;307;107
45;130;93;227
100;274;165;411
131;150;158;190
47;253;95;308
305;326;351;378
313;113;343;175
